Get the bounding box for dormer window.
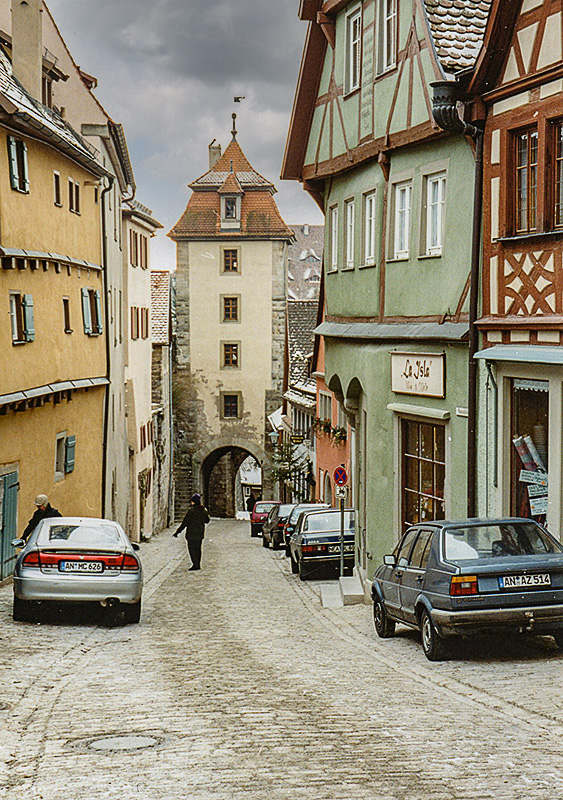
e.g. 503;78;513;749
221;195;241;230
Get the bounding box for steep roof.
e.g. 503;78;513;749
150;271;171;346
287;224;324;301
423;0;493;74
169;135;293;241
287;299;318;392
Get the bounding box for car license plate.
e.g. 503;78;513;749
59;561;103;573
498;573;550;589
328;544;354;553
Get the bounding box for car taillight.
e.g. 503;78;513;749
121;554;140;571
22;551;40;567
450;575;478;596
302;544;327;554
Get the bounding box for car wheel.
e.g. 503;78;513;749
272;538;280;551
553;630;563;650
251;526;258;537
262;534;269;548
373;595;395;638
299;560;311;581
13;595;33;622
124;600;141;625
420;609;449;661
284;544;291;557
290;552;298;574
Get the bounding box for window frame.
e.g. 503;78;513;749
345;8;362;95
393;180;412;260
344;198;355;268
53;171;61;206
329;205;339;272
222;341;240;369
514;128;538;235
222;392;242;419
7;136;29;193
221;196;241;229
363;191;377;266
55;432;66;481
63;296;72;334
222;295;240;323
377;0;398;75
423;172;447;257
222;247;240;274
10;292;34;344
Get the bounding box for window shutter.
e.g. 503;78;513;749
81;287;92;334
22;294;35;341
7;136;19;190
21;141;29;192
64;435;76;473
94;289;103;333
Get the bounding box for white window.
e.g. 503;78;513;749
425;173;446;255
394;182;412;259
346;9;361;93
330;206;339;271
221;196;241;229
345;200;355;267
319;392;332;422
364;192;376;265
378;0;397;73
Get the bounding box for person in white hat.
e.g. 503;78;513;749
22;494;62;542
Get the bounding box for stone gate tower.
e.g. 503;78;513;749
169;117;293;517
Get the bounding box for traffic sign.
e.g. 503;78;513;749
335;486;347;499
333;465;348;487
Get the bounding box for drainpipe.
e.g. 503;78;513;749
100;175;115;518
431;81;483;518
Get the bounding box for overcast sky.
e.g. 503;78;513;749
48;0;323;269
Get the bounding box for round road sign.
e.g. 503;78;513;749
333;466;348;487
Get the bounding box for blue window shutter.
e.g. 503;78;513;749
64;435;76;473
81;287;92;334
7;136;19;190
94;289;103;334
22;294;35;341
21;141;29;192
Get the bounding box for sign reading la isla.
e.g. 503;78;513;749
391;352;445;398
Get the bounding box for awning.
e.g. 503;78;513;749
0;377;109;407
316;321;469;341
474;345;563;365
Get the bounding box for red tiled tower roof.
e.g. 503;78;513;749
169;135;293;241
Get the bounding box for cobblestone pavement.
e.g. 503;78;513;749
0;519;562;800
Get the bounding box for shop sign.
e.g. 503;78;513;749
391;352;445;399
519;470;548;487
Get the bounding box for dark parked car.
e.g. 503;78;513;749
372;518;563;661
282;503;329;555
290;508;355;581
250;501;280;537
11;517;143;624
262;503;296;549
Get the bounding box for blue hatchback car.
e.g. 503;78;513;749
371;518;563;660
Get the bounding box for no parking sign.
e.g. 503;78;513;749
333;465;348;487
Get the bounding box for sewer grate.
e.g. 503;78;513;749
88;734;160;752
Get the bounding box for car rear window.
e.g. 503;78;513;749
288;505;326;525
279;504;295;518
44;523;122;546
304;511;355;532
444;522;563;562
254;502;277;514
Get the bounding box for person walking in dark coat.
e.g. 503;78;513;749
246;492;256;513
22;494;62;542
173;494;210;571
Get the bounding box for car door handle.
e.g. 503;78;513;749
416;575;424;583
395;570;404;578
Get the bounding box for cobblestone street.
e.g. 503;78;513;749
0;519;562;800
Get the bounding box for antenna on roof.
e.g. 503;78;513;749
231;112;237;142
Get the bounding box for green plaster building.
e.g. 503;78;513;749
283;0;491;581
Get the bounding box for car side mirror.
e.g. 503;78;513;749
131;543;140;551
11;538;24;548
383;554;396;566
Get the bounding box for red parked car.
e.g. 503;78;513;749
250;501;280;537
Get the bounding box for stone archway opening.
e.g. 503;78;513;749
201;446;262;518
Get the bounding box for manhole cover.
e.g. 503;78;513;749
88;735;160;752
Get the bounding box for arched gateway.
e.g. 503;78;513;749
197;438;268;518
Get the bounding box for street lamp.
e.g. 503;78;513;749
269;429;280;447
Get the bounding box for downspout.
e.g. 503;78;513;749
100;175;115;518
431;81;483;518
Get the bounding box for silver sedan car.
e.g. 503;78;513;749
12;517;143;624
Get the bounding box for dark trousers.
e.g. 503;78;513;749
187;538;202;568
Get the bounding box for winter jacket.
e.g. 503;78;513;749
23;504;62;541
176;505;210;540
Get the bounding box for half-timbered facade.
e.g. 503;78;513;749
470;0;563;537
283;0;492;577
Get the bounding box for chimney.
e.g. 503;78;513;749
12;0;43;101
208;139;222;169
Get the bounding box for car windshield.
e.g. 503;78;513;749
304;511;355;532
443;522;563;562
255;502;277;514
279;504;295;518
43;523;122;547
288;505;323;525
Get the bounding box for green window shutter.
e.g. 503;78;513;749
21;141;29;192
64;435;76;473
81;287;92;334
22;294;35;341
94;289;103;334
7;136;19;190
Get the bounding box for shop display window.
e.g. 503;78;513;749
510;379;548;523
401;419;445;533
